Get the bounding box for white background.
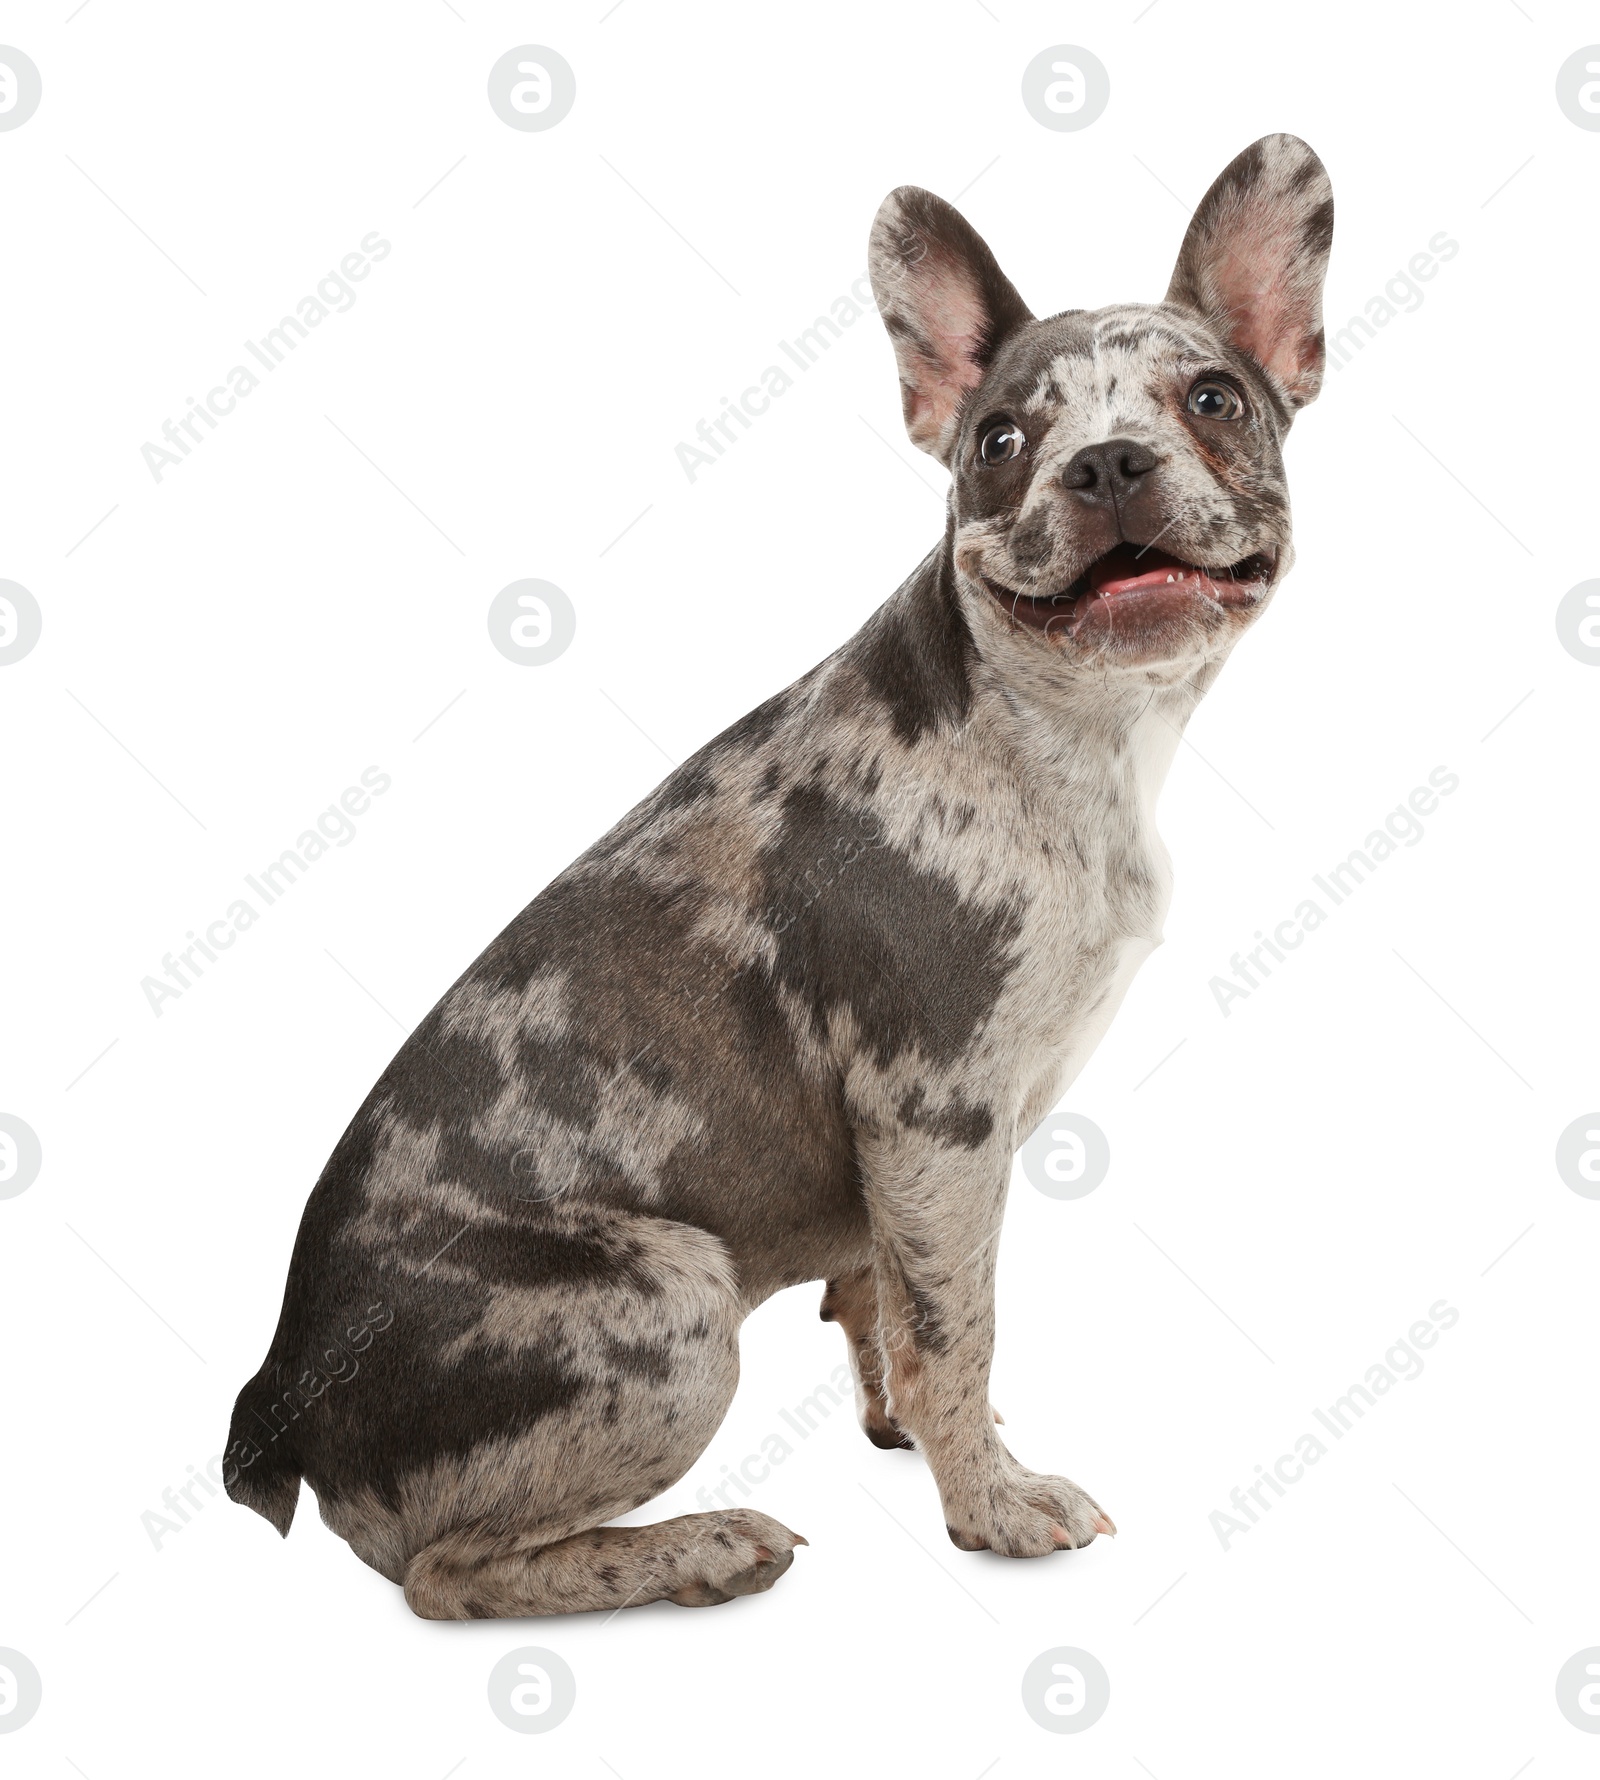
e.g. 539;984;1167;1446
2;2;1596;1774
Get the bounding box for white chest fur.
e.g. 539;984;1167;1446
1017;701;1181;1133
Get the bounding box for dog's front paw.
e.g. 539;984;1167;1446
944;1467;1115;1558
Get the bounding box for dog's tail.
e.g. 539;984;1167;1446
223;1365;303;1536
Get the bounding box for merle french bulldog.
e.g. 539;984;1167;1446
227;134;1333;1617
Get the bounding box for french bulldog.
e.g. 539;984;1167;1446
227;132;1333;1617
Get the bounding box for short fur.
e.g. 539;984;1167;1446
227;135;1333;1616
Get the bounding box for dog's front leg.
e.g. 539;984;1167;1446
859;1127;1115;1556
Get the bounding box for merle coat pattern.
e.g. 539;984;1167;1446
227;134;1334;1617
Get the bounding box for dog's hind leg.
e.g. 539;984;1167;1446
404;1508;806;1618
821;1268;910;1450
822;1267;1006;1453
290;1204;809;1618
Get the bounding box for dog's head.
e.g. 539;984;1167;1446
869;135;1333;685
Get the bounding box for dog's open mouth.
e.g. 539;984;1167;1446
983;542;1277;638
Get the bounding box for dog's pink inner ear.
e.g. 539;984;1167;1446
871;186;1033;461
903;262;991;452
1168;137;1334;412
1205;211;1322;394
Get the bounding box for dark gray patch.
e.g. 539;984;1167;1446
369;1010;504;1132
229;1259;587;1522
1095;325;1194;356
758;781;1020;1069
1009;509;1054;573
632;1051;675;1096
513;1032;603;1129
908;1281;946;1354
1301;198;1334;260
849;755;883;797
978;312;1094;419
850;541;975;745
897;1085;994;1149
599;1333;675;1384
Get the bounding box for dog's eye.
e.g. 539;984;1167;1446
978;420;1026;466
1187;379;1244;421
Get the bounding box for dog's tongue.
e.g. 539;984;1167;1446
1084;543;1197;600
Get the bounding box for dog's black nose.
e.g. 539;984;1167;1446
1062;438;1157;501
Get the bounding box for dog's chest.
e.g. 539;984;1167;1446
1004;706;1180;1127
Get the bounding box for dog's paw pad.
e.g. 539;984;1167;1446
721;1547;796;1597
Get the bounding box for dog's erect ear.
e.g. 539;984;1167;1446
869;187;1033;465
1165;134;1334;412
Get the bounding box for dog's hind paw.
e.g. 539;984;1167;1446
667;1510;808;1608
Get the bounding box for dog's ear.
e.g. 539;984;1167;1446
1165;134;1334;411
869;187;1033;465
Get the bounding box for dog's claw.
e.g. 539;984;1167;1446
1093;1513;1117;1537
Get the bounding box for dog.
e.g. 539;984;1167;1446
226;133;1333;1617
